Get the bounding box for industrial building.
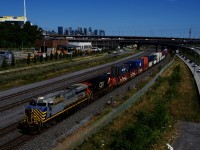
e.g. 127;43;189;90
68;42;92;51
0;0;27;26
0;16;27;26
34;39;69;52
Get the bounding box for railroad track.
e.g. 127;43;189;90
0;53;169;150
0;134;32;150
0;52;148;112
0;68;109;112
0;122;19;137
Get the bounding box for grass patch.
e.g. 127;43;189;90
0;51;135;91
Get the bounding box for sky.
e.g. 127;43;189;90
1;0;200;37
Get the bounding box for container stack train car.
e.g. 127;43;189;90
20;50;168;132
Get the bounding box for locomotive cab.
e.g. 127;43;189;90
20;84;89;132
22;97;48;131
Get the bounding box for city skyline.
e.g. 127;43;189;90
57;26;106;36
0;0;200;37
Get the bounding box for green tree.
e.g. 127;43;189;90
50;51;53;60
45;53;48;61
59;53;62;60
1;58;9;69
11;54;16;67
33;55;37;63
55;51;58;60
27;54;31;64
0;22;43;48
40;55;43;62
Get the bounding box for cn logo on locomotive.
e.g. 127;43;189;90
99;81;105;88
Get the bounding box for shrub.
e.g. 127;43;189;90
168;65;181;86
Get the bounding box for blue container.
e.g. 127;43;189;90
111;64;129;77
135;59;143;67
124;61;137;71
148;55;156;62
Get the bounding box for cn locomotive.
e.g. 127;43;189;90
20;50;167;132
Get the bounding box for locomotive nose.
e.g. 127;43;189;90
25;108;32;117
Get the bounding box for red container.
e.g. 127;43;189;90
140;56;149;70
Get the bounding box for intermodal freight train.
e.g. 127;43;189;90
20;50;168;132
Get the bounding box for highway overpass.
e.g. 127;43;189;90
44;34;200;50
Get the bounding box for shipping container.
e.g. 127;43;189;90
124;61;137;71
111;64;129;77
148;54;156;66
111;64;129;84
152;54;157;64
83;73;110;92
155;52;162;62
135;59;143;73
124;61;138;77
162;49;168;59
148;54;156;62
140;56;149;70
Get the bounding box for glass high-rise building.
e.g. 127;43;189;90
94;30;98;36
84;28;88;35
99;30;105;36
58;26;63;35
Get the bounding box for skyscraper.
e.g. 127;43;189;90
94;29;98;36
58;26;63;35
84;28;88;35
88;27;93;35
99;30;105;36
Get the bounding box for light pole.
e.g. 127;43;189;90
194;50;196;76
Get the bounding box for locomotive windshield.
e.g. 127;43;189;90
29;100;36;106
37;102;47;107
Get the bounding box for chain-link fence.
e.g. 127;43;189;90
53;56;175;150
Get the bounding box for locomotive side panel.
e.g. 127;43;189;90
140;56;149;70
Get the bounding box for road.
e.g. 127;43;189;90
172;54;200;150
